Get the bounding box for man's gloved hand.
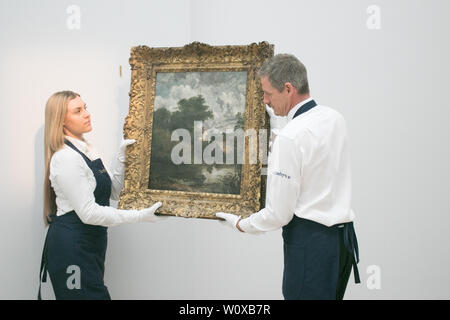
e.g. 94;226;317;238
216;212;242;231
266;105;288;131
216;212;264;235
118;139;136;162
139;202;166;223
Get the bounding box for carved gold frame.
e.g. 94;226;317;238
118;42;273;219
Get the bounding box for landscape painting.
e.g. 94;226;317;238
148;71;247;195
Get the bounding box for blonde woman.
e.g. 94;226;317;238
39;91;163;300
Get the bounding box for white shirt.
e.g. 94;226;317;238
241;99;355;232
49;136;141;227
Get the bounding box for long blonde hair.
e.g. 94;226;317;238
43;90;80;225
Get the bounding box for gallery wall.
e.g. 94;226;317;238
0;0;449;299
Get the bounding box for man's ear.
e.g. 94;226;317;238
285;82;294;94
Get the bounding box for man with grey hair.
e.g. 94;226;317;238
217;54;360;300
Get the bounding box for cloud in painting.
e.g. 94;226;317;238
154;71;247;133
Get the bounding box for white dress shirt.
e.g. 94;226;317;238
241;99;355;232
49;136;141;227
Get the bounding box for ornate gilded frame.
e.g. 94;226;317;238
118;42;273;219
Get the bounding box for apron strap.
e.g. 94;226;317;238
292;99;317;119
38;227;50;300
64;139;90;161
343;222;361;284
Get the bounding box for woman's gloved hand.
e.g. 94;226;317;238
117;139;136;163
139;202;166;222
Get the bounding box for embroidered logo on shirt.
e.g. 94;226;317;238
99;169;107;174
273;171;291;179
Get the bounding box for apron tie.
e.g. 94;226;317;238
343;222;360;284
38;224;51;300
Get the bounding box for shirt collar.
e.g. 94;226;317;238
287;97;314;122
65;135;90;154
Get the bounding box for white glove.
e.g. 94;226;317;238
265;105;288;131
138;202;166;223
216;212;264;235
216;212;241;231
110;139;136;200
118;139;136;162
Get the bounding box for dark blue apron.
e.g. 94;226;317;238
38;140;112;300
281;100;360;300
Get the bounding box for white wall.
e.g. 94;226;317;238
1;0;449;299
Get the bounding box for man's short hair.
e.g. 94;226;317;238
257;54;310;94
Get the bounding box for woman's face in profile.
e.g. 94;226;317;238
64;96;92;139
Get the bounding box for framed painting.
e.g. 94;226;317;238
118;41;273;219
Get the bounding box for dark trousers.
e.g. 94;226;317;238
282;216;359;300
